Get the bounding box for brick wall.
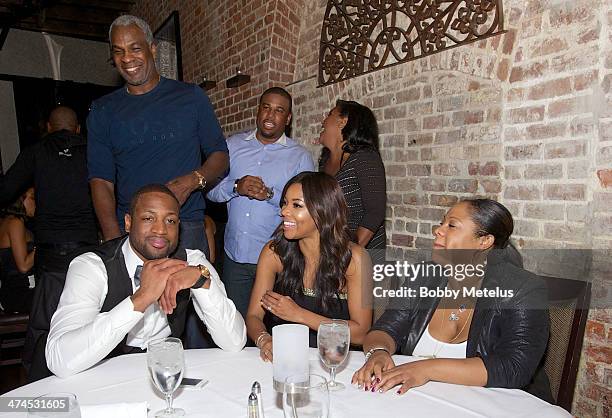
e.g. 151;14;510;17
290;1;611;415
129;0;610;415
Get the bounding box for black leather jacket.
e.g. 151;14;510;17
372;251;549;390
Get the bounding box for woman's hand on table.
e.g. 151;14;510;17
351;350;396;391
260;290;304;322
257;334;273;362
369;360;432;395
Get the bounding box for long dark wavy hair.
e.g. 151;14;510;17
0;194;28;219
271;172;352;312
319;99;380;169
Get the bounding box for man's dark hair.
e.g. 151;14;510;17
259;87;292;112
129;184;179;216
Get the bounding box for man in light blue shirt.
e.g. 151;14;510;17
207;87;315;317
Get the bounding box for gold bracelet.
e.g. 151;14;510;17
255;331;271;348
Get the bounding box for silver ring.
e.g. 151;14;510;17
267;305;272;311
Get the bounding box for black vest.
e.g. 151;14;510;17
94;236;191;358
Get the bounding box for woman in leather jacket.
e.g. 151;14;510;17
352;199;549;397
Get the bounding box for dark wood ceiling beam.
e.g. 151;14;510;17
13;20;110;41
57;0;133;12
19;15;109;29
35;4;122;24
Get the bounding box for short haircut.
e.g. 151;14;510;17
109;14;153;45
48;105;78;132
260;87;292;112
129;184;179;216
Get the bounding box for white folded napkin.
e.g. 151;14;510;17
80;401;148;418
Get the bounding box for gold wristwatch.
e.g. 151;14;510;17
191;264;211;289
192;170;207;190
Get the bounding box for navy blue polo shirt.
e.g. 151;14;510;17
87;77;227;225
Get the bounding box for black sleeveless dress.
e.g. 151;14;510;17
265;287;350;347
0;242;34;313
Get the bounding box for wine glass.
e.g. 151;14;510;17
283;374;329;418
147;337;185;417
317;319;350;391
27;393;80;417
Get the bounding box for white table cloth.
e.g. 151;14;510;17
1;348;571;417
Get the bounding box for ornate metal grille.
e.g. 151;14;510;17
318;0;505;86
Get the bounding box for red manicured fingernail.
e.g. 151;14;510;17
371;386;376;392
376;378;381;383
396;389;402;395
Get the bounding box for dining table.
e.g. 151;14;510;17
1;347;571;417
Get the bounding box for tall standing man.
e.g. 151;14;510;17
87;15;229;347
0;106;98;380
207;87;315;318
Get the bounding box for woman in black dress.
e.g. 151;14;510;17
318;100;386;253
245;172;372;360
0;188;36;313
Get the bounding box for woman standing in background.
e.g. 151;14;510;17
318;100;387;254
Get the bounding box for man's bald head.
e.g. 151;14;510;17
47;106;80;134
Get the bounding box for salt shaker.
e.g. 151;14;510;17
251;381;265;418
247;392;259;418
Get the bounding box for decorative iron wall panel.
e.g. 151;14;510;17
318;0;505;86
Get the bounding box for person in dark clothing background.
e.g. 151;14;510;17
318;100;386;254
0;189;36;314
0;105;98;381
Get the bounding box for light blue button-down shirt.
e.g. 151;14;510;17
207;130;315;264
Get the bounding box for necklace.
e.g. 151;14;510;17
429;304;474;359
449;304;466;321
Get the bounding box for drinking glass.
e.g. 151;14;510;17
147;337;185;417
282;374;329;418
27;393;80;417
317;319;350;391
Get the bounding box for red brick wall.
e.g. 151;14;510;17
129;0;610;415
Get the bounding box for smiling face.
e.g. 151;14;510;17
255;93;292;143
280;183;318;241
318;106;346;149
125;191;179;261
432;201;494;264
110;24;159;94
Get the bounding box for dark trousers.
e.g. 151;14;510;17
177;220;216;349
221;254;257;321
24;242;94;382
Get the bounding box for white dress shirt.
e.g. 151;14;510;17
46;239;246;378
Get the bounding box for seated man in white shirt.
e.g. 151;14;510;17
46;184;246;378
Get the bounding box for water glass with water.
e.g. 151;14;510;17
317;319;350;391
147;337;185;417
